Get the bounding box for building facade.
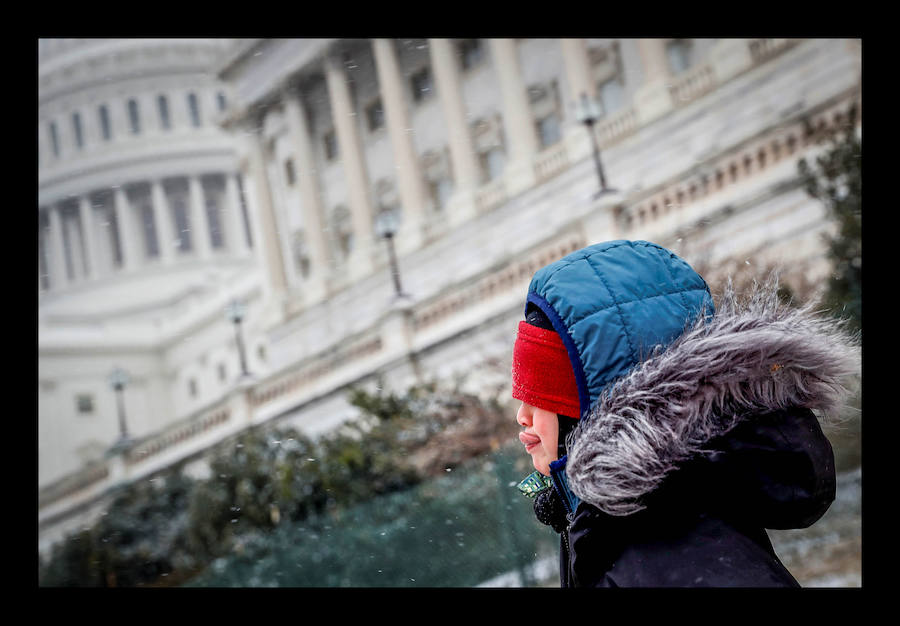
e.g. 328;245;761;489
38;38;861;555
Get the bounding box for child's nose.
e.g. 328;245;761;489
516;403;532;427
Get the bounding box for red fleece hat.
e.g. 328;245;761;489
511;321;580;417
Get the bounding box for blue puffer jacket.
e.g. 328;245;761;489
521;240;859;587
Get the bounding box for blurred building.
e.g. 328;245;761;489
38;38;861;554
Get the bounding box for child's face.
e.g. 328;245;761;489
516;402;559;476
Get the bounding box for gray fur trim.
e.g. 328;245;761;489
565;274;861;517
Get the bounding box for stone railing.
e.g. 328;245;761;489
38;461;109;509
534;142;569;183
620;95;860;232
749;38;797;64
125;405;231;466
39;396;237;513
475;178;508;213
412;231;586;333
595;106;639;149
669;63;717;106
249;334;383;408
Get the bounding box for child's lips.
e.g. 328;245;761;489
519;431;541;448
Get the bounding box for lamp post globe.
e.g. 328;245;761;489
107;366;132;451
225;298;251;379
374;207;407;298
575;92;616;197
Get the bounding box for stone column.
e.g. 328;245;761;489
188;175;213;260
78;195;103;279
62;210;85;282
372;38;429;251
262;141;302;289
150;179;177;265
428;38;481;224
224;172;251;259
47;204;69;289
113;186;141;271
633;38;675;124
324;50;375;277
283;88;330;293
239;125;288;307
560;38;596;159
488;38;539;195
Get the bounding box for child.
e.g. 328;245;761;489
511;240;859;587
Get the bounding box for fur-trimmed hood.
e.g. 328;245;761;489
565;276;861;519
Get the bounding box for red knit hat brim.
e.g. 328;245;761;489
511;321;580;417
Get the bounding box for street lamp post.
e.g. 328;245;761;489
575;92;617;198
374;207;408;299
108;367;132;451
224;299;251;379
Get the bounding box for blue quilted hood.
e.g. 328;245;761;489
526;240;714;418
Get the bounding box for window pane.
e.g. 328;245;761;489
666;40;692;74
485;148;505;181
599;79;624;115
285;158;296;186
158;95;171;130
217;92;227;112
72;113;83;149
459;39;483;70
76;394;94;414
411;68;433;102
324;131;338;160
538;114;561;148
128;99;140;134
188;93;201;127
49;122;60;157
140;202;159;258
99;105;111;140
172;197;192;251
206;195;224;249
366;100;384;131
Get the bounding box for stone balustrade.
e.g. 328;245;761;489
749;38;798;64
475;178;508;213
533;142;570;184
125;406;231;466
620;95;860;233
249;334;383;408
38;461;110;509
668;63;717;106
595;106;640;149
39;396;235;515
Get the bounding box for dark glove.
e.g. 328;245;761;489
533;487;569;534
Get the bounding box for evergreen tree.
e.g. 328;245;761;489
798;104;861;332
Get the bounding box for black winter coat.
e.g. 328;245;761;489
554;406;834;587
529;278;858;588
